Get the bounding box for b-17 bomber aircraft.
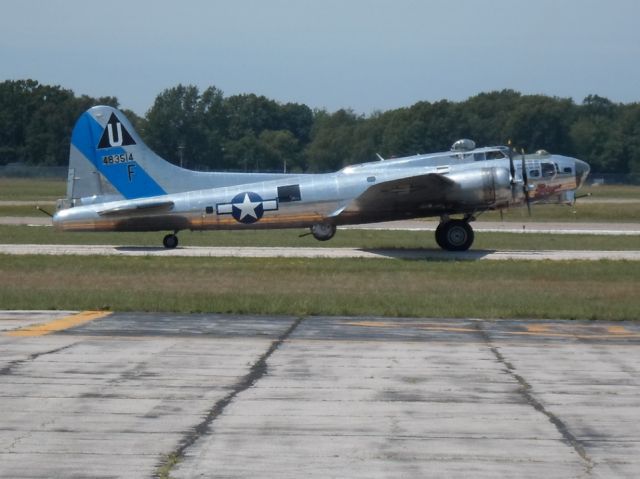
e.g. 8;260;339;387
53;106;590;251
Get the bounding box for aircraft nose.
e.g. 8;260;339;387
575;159;590;189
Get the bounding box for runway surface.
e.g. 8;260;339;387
1;311;640;478
2;243;640;261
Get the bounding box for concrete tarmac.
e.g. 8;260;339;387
2;243;640;261
1;311;640;478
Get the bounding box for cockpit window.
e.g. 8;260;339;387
529;169;540;178
541;163;556;178
486;150;507;160
473;153;485;161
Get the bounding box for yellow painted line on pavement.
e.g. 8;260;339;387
5;311;111;337
342;320;640;340
607;325;629;334
526;324;551;333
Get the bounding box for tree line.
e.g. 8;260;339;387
1;79;639;179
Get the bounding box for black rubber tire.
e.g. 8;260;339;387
436;220;474;251
435;222;447;249
311;223;336;241
163;234;179;249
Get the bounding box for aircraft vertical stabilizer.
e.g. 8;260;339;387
67;106;171;204
65;105;296;207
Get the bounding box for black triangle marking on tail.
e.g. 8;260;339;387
97;113;136;149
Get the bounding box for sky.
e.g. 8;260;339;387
2;0;639;116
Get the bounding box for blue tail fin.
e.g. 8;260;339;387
67;106;168;204
65;105;297;207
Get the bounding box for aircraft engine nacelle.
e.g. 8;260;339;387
446;167;511;209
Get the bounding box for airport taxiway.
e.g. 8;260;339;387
1;311;640;478
1;243;640;261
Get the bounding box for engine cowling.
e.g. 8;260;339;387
446;167;512;209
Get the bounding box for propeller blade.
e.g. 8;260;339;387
508;146;516;182
521;149;531;216
508;146;517;202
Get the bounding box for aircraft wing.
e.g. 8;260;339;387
97;200;175;217
340;173;455;217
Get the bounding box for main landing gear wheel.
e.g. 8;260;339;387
163;233;179;249
310;223;336;241
435;220;474;251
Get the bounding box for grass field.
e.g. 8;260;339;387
0;205;53;216
1;255;638;320
479;201;640;222
582;184;640;199
1;225;639;250
0;178;65;201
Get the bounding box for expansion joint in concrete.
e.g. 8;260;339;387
475;321;594;476
155;316;305;478
0;343;77;377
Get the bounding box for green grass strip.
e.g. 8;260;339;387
0;178;65;201
1;255;638;320
1;225;639;250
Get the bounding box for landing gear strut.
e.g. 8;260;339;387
435;218;474;251
163;232;179;249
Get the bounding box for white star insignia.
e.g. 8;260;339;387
234;193;261;220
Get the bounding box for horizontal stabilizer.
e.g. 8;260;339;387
97;200;175;217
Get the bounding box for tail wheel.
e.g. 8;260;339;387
310;223;336;241
435;220;474;251
163;233;179;249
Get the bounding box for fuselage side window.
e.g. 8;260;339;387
278;184;302;202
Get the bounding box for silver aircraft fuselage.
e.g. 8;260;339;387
52;106;590;251
53;150;588;231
